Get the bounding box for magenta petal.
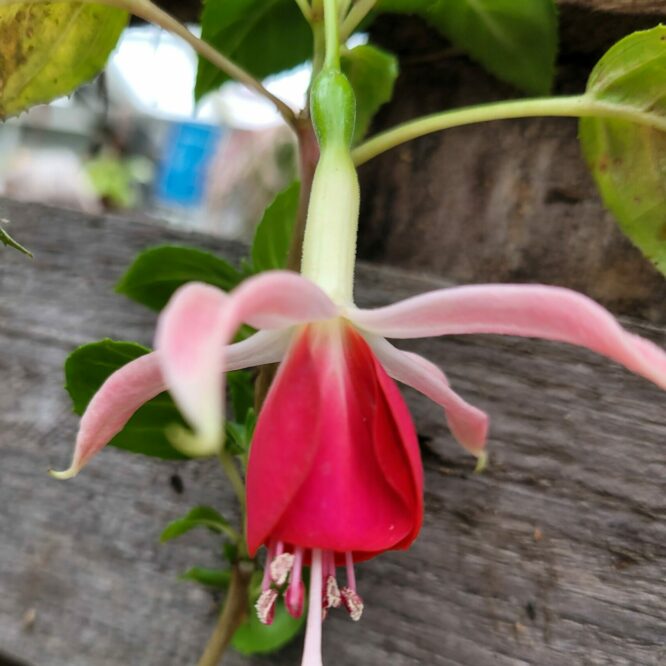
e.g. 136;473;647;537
246;321;422;560
371;353;424;550
350;285;666;390
366;334;488;455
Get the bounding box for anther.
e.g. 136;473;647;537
340;587;364;621
324;574;341;609
255;588;278;625
270;552;295;587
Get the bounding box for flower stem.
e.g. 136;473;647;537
293;0;312;21
288;118;322;272
352;95;666;166
219;450;246;510
197;563;254;666
323;0;340;70
340;0;376;41
129;0;298;129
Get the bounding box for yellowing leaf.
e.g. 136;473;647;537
0;2;128;118
580;26;666;275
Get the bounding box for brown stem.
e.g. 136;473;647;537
287;115;321;273
197;563;254;666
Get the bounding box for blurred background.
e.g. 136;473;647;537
0;23;308;240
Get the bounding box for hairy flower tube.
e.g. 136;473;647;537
52;270;666;664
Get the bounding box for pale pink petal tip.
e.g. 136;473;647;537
51;352;166;480
165;424;221;458
48;464;80;480
155;282;229;449
474;450;489;473
446;406;489;456
364;335;489;456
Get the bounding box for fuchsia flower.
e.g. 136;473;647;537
53;270;666;665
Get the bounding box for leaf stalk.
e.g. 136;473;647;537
352;94;666;165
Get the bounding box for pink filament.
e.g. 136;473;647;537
261;542;276;592
289;546;304;595
345;551;356;591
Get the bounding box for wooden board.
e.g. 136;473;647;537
0;199;664;666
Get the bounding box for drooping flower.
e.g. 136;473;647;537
52;270;666;665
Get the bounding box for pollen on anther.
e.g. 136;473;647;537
340;586;364;621
324;574;341;609
255;588;278;625
270;552;295;587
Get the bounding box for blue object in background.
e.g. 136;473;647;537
155;121;222;207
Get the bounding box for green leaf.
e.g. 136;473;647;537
0;2;128;118
180;566;231;589
116;245;243;311
342;44;399;143
251;182;300;272
0;222;32;257
223;542;238;564
195;0;311;100
65;339;189;460
579;26;666;276
376;0;558;95
227;371;255;423
232;583;305;655
161;506;232;542
224;409;256;457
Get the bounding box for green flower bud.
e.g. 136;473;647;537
310;69;356;149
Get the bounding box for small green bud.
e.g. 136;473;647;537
310;69;356;149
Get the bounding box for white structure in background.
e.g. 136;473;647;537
106;25;308;128
0;25;362;223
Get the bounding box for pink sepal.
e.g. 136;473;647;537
365;334;488;455
51;330;290;479
350;285;666;390
155;273;336;456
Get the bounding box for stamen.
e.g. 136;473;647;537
301;549;323;666
324;550;336;579
255;588;278;625
285;547;305;618
340;587;364;622
261;541;277;591
270;552;295;587
324;575;341;609
345;551;356;591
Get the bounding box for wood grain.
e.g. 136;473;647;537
0;200;664;666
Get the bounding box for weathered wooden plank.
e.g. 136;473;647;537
0;199;665;666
